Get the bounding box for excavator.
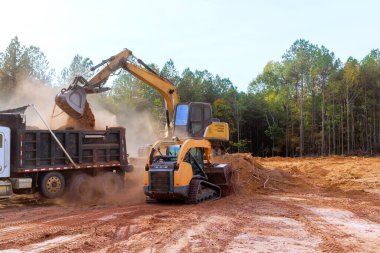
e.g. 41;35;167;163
55;48;232;203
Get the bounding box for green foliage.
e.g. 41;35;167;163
59;54;93;85
0;37;53;94
229;139;250;152
1;36;378;156
249;39;380;156
264;124;283;141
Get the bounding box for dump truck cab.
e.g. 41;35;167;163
0;126;12;197
0;126;10;179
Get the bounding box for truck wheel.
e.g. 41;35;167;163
101;172;124;197
69;174;94;202
39;172;65;199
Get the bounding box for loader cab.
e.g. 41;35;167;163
152;145;180;163
173;102;212;139
184;147;206;177
0;126;11;178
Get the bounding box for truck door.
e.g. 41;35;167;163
0;127;11;178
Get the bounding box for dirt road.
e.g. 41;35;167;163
0;155;379;253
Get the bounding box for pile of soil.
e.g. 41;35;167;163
257;156;380;196
213;154;380;197
213;153;308;195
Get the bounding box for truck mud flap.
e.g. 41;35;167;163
0;180;12;198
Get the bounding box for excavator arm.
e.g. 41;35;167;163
87;49;131;89
124;62;179;123
55;49;179;126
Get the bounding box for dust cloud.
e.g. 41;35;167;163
63;158;147;206
114;110;158;156
0;80;159;156
0;81;69;129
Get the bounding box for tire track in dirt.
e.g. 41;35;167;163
0;193;379;253
0;156;379;252
0;204;157;250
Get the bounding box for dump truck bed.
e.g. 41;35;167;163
15;127;127;173
0;113;128;174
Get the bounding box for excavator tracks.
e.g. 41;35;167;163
185;179;221;204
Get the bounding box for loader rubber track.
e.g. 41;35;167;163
185;179;221;204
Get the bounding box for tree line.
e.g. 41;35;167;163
1;37;379;156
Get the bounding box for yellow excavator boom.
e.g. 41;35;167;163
56;48;179;125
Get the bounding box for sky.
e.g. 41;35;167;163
0;0;379;91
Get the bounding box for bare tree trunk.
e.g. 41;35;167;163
346;83;350;154
300;77;304;157
341;103;345;155
373;111;376;151
321;91;325;156
328;114;331;155
291;121;294;157
285;104;289;157
332;94;336;155
311;88;316;154
364;86;369;152
369;117;373;154
351;109;355;152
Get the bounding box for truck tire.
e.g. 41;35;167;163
101;172;124;197
39;172;65;199
68;174;94;202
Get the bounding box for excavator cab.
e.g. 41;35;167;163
173;102;229;142
174;102;212;138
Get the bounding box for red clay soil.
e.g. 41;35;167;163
76;101;95;129
0;155;379;252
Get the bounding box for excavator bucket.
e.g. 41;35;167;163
55;87;87;119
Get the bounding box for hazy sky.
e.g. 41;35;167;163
1;0;379;91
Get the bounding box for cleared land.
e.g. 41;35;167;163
0;155;379;253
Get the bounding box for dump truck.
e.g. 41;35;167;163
0;105;132;199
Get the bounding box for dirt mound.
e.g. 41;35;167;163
257;156;380;196
213;153;308;195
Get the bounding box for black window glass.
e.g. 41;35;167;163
204;107;211;121
191;122;203;135
190;105;202;121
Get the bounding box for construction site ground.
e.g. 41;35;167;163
0;155;379;253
